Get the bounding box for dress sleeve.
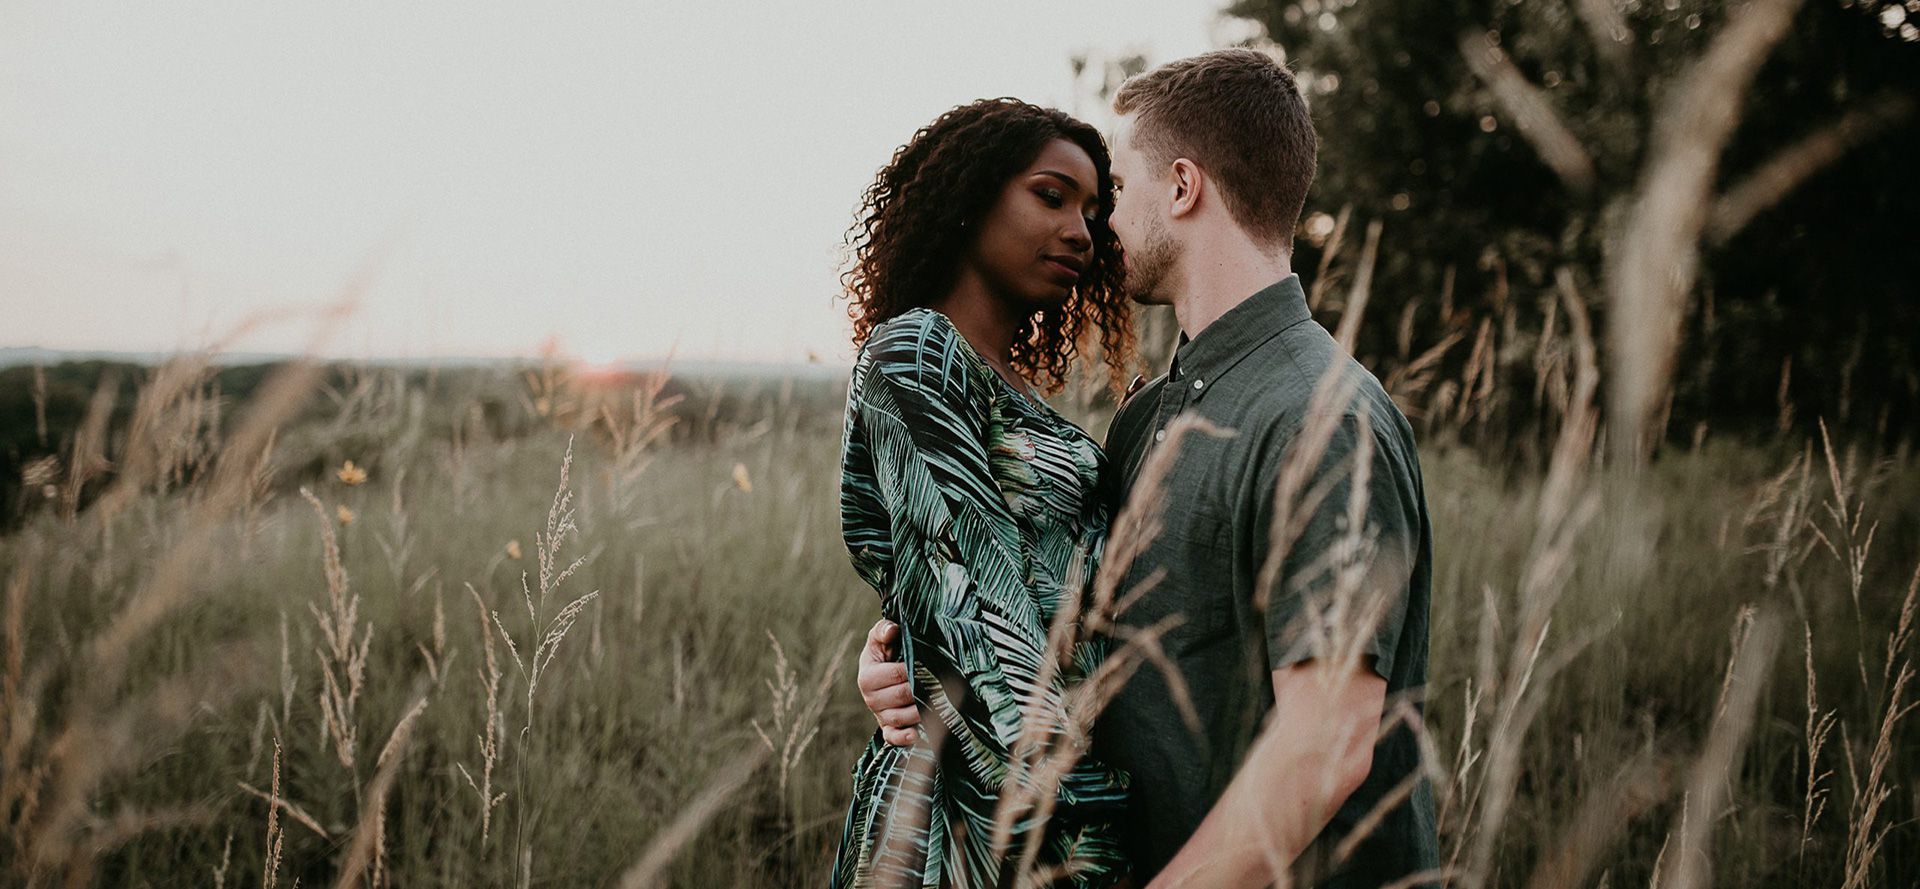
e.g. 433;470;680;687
854;313;1125;808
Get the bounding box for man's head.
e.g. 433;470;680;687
1109;48;1318;305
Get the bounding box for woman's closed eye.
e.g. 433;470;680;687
1037;188;1100;227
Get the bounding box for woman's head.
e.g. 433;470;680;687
843;98;1132;393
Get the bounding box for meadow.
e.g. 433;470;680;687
0;347;1915;888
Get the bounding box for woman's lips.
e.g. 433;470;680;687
1043;257;1083;284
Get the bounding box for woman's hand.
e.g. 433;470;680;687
856;619;922;746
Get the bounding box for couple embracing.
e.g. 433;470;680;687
830;49;1437;889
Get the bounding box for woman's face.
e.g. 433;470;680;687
962;138;1102;312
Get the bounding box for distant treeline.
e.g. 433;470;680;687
0;359;849;529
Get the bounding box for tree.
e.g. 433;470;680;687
1225;0;1920;455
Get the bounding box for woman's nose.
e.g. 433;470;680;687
1061;219;1092;252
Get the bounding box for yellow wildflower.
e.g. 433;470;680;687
732;462;752;493
336;504;356;525
336;460;368;486
506;539;523;560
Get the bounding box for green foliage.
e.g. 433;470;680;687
1224;0;1920;442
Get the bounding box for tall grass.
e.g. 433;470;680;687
0;338;1914;886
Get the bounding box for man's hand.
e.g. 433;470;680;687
856;619;922;746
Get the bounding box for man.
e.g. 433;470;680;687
856;48;1437;888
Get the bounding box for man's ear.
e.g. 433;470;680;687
1168;158;1202;220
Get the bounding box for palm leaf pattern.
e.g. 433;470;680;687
832;309;1130;888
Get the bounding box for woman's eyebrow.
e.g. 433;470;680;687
1034;170;1084;192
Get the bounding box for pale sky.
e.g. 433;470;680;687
0;1;1234;366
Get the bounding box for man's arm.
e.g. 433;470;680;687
1146;658;1386;889
1152;399;1418;887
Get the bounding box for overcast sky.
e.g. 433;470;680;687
0;1;1233;366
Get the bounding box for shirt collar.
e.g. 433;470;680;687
1169;275;1313;390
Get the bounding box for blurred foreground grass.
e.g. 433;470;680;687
1;364;1914;887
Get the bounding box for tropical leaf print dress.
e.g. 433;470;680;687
833;309;1130;889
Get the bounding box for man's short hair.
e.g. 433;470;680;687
1113;47;1318;248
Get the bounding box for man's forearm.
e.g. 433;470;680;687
1147;662;1382;888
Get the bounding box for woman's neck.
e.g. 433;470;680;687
932;269;1024;374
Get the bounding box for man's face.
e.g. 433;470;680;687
1109;115;1177;307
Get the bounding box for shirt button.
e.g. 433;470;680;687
1154;429;1166;442
1192;379;1205;390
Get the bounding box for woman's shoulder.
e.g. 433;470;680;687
860;308;979;395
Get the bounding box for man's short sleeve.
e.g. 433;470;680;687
1250;406;1422;678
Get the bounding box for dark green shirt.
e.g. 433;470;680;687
1093;276;1438;888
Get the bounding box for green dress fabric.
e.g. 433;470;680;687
832;308;1130;888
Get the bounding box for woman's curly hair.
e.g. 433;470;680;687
842;98;1132;394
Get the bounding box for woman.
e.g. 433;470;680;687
832;98;1135;889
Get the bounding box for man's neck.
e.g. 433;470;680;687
1168;236;1293;341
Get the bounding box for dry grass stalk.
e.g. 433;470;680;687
597;368;684;516
300;487;372;771
1602;0;1807;458
1707;93;1915;244
1800;623;1839;864
494;437;601;723
90;353;221;522
24;643;261;880
1307;205;1354;312
331;692;431;889
1653;607;1785;889
1522;748;1667;889
85;287;356;703
751;629;852;801
61;372;118;523
1459;30;1597;193
1840;563;1919;889
458;583;508;847
31;362;49;447
263;739;286;888
615;745;772;889
212;827;234;889
1448;272;1601;889
1814;420;1878;632
1384;331;1464;418
237;780;329;841
1572;0;1632;71
1333;220;1385;354
0;563;46;871
978;413;1230;879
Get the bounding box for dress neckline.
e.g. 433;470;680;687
909;307;1055;417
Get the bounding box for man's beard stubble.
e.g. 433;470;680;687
1124;215;1177;306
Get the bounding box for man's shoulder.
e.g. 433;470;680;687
1232;328;1419;453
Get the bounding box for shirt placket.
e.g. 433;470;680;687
1128;361;1197;483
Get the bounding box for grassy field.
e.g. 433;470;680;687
1;358;1915;888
